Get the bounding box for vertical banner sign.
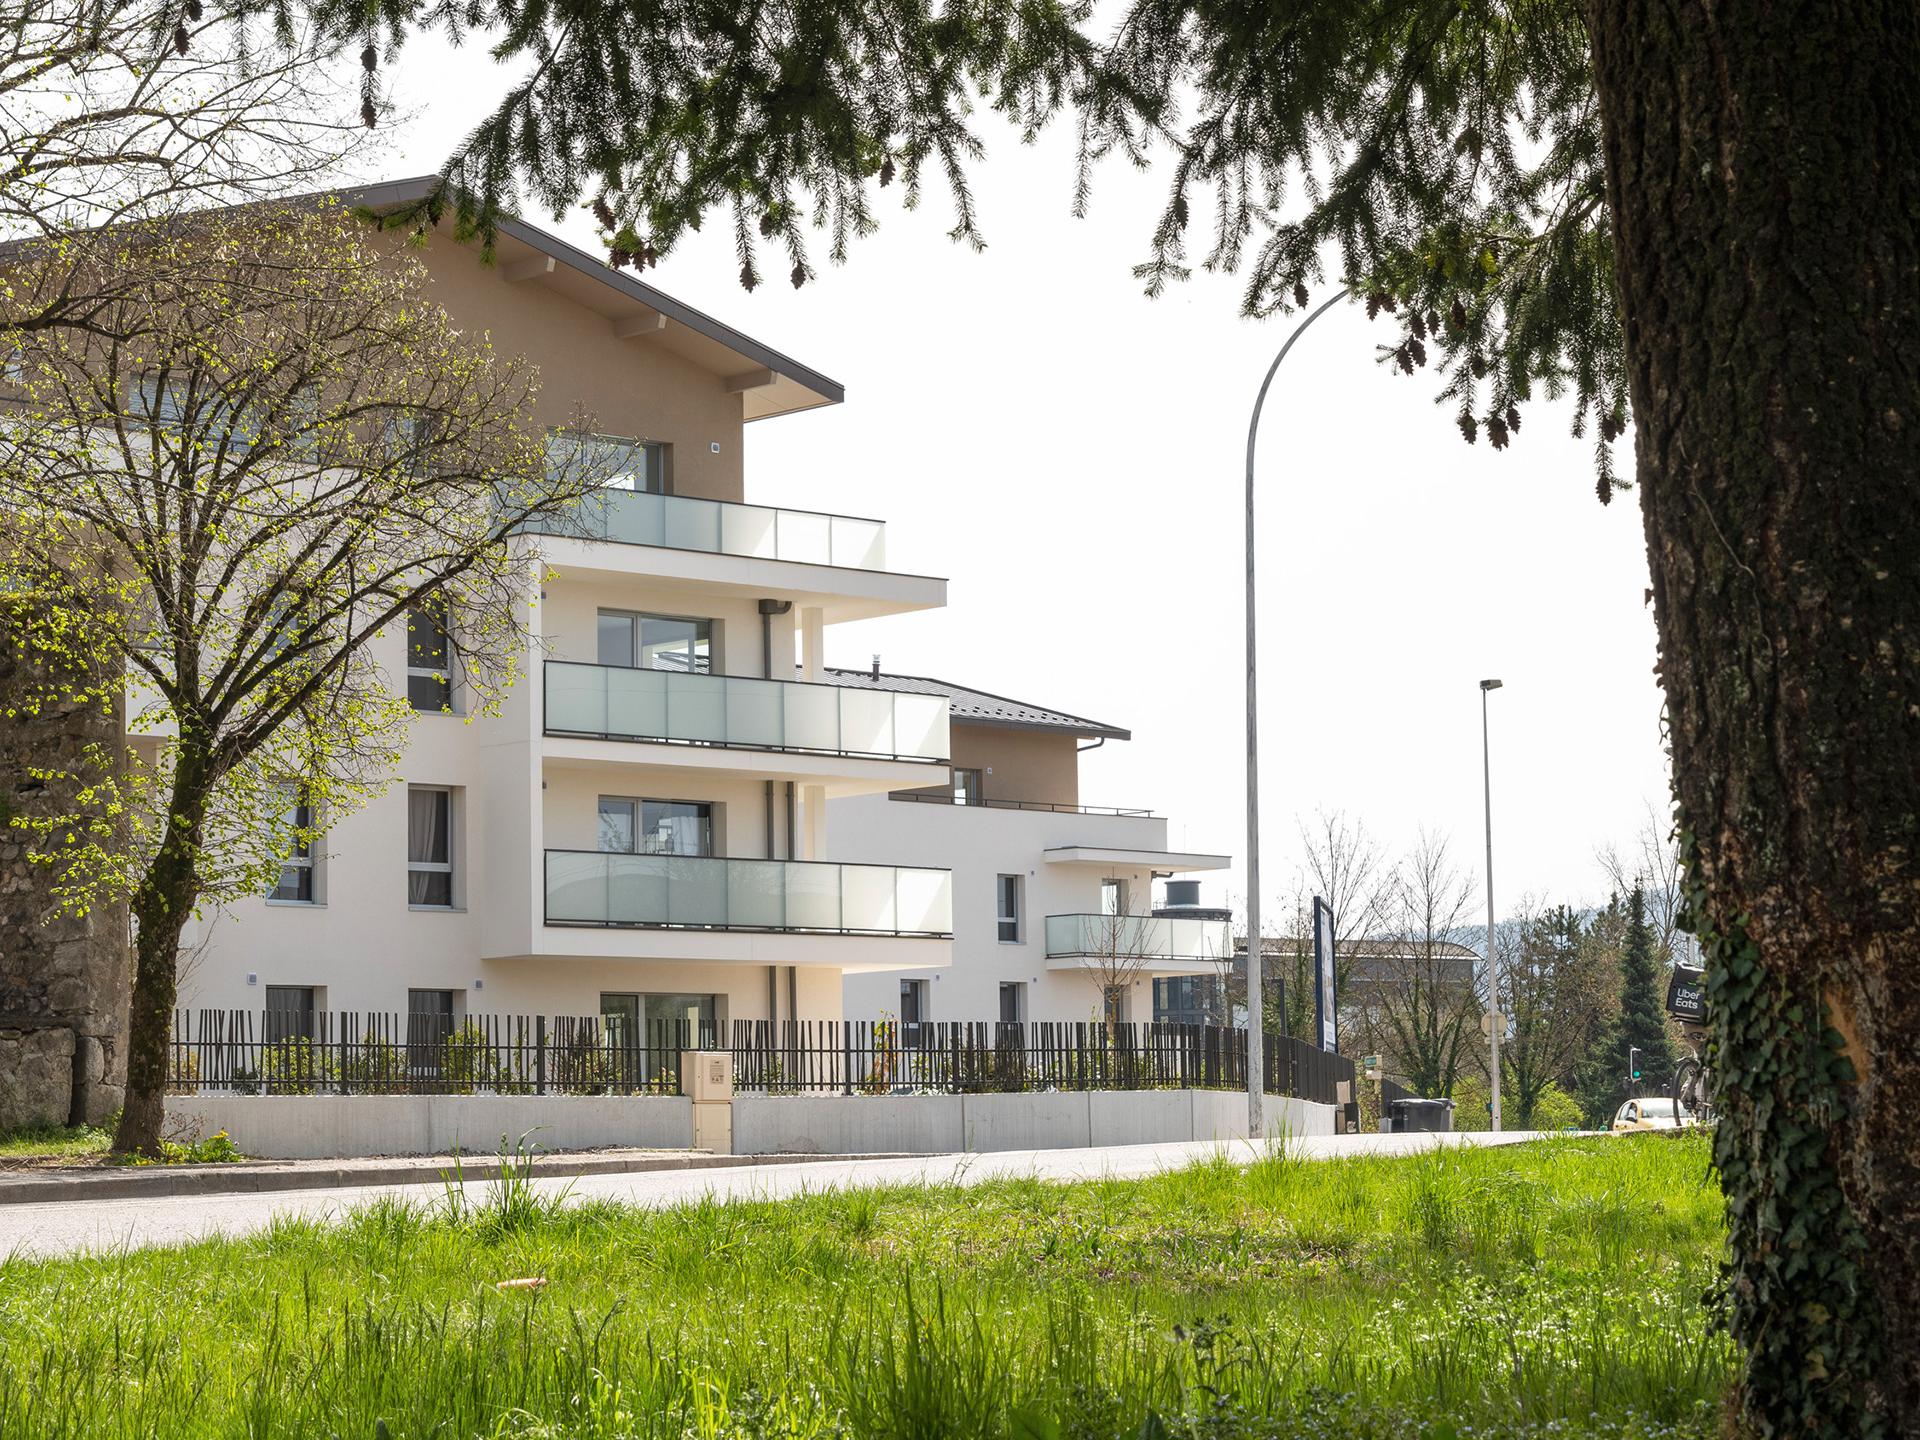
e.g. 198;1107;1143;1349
1312;895;1337;1052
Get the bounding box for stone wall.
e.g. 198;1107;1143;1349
0;635;131;1131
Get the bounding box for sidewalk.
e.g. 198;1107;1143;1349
0;1147;896;1206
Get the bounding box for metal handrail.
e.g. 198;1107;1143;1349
886;790;1156;818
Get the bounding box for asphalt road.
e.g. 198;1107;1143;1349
0;1129;1552;1260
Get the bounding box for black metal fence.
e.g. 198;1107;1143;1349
730;1020;1353;1107
168;1010;699;1096
167;1011;1355;1108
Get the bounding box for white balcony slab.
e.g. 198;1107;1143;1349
1042;845;1231;871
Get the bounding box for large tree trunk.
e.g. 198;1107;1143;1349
1584;2;1920;1433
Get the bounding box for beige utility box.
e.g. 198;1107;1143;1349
683;1050;734;1103
682;1050;734;1154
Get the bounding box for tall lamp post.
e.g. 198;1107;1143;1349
1480;677;1504;1131
1244;287;1348;1137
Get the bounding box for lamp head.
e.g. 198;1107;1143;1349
1480;678;1504;691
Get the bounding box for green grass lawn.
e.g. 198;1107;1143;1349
0;1134;1730;1438
0;1122;113;1165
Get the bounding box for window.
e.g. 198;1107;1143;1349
264;985;316;1043
899;978;928;1025
406;989;456;1076
1154;976;1216;1026
998;981;1025;1025
407;786;454;907
550;431;666;494
130;372;191;429
407;602;453;711
269;786;317;903
599;796;713;857
597;610;712;673
1100;877;1127;916
952;768;983;805
997;874;1022;943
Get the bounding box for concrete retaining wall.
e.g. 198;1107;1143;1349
164;1094;693;1159
734;1089;1338;1156
165;1089;1338;1160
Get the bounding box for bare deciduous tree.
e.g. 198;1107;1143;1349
1498;899;1618;1128
1597;803;1689;966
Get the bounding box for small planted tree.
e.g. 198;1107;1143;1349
0;203;597;1154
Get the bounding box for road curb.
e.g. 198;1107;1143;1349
0;1149;908;1206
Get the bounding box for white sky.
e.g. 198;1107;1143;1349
384;46;1672;922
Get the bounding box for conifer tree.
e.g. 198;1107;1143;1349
1581;887;1675;1121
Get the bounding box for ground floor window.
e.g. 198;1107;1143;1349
601;992;718;1047
264;985;316;1043
998;981;1026;1024
407;989;457;1077
1153;976;1220;1026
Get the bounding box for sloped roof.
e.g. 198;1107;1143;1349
822;667;1130;741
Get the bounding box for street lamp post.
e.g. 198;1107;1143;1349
1244;288;1348;1137
1480;677;1504;1132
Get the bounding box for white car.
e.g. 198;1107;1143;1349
1611;1096;1691;1132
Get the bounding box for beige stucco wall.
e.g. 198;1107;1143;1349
399;230;747;502
941;724;1081;808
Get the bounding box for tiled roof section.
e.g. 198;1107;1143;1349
821;667;1130;741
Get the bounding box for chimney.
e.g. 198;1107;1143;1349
871;654;881;680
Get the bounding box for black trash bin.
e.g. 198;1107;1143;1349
1387;1098;1455;1134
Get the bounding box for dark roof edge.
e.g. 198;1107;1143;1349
823;665;1132;741
348;177;848;411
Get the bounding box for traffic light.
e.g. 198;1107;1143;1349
1629;1046;1642;1081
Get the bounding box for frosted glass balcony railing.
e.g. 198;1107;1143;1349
544;662;949;762
546;851;953;937
1044;914;1233;964
529;488;888;571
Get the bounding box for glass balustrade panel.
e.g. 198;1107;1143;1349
774;509;832;566
831;516;885;570
547;851;611;923
605;666;669;740
545;663;607;735
841;863;899;934
723;676;785;749
784;863;843;931
664;671;726;743
839;688;896;758
895;866;953;935
727;859;787;929
782;683;840;752
664;856;727;926
663;495;722;553
719;503;780;559
891;693;950;761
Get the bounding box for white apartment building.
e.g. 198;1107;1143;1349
833;670;1232;1026
173;178;957;1040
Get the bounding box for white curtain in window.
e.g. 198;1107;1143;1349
408;789;449;905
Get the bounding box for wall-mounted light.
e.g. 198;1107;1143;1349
473;979;485;991
246;972;258;986
710;441;721;454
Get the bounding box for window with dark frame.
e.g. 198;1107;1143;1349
407;786;454;907
596;610;712;673
598;796;713;857
269;786;316;903
952;768;983;805
406;989;457;1077
998;981;1025;1025
997;874;1022;942
407;601;453;711
264;985;316;1043
550;431;667;494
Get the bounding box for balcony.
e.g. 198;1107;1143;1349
531;488;888;570
1044;913;1233;972
545;851;953;937
544;661;949;763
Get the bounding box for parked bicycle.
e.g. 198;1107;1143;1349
1666;962;1715;1126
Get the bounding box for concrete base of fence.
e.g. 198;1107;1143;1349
732;1089;1338;1156
164;1094;694;1159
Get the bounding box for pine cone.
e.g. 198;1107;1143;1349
1487;415;1510;450
1409;310;1427;341
1365;293;1382;321
1458;414;1478;445
361;96;376;128
759;211;778;238
173;21;188;53
1505;404;1521;433
1293;281;1309;309
592;198;615;231
184;0;201;17
1449;299;1467;331
1597;474;1614;505
790;263;805;289
740;263;758;292
1172;194;1189;230
879;157;895;187
1469;353;1486;379
361;44;377;72
1408;338;1427;368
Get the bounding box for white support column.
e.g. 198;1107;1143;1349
801;783;828;861
801;606;825;683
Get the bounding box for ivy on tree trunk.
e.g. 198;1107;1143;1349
1587;1;1920;1431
